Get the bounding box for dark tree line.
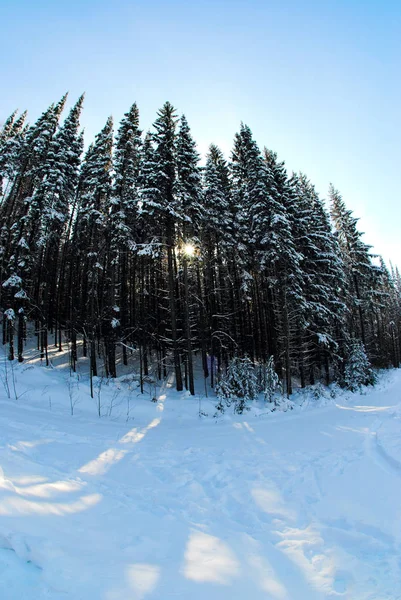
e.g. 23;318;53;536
1;95;400;396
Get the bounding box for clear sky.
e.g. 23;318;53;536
1;0;400;268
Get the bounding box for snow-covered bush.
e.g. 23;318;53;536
216;355;258;414
343;340;376;392
311;382;326;400
263;356;280;403
272;396;294;412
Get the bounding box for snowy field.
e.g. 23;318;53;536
0;351;401;599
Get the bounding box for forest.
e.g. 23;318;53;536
0;94;400;399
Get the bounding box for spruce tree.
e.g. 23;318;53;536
231;128;305;394
290;173;347;384
201;145;233;385
216;355;258;414
343;340;376;391
329;185;380;356
1;97;67;360
176;115;203;394
72;116;113;388
150;102;183;391
0;109;27;197
104;103;142;373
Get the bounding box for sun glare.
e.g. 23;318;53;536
183;243;195;257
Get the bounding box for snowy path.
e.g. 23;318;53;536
0;367;401;599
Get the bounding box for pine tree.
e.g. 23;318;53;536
104;103;142;373
150;102;183;391
232;132;304;395
373;257;401;367
1;97;68;360
72;116;113;390
176;115;203;235
343;340;376;391
0;109;27;197
263;356;280;403
290;174;348;384
31;94;85;360
201;144;233;386
136;132;162;384
176;115;203;394
216;355;258;413
329;185;380;357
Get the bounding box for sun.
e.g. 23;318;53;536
183;243;195;257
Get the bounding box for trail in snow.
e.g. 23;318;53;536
365;418;401;479
0;363;401;599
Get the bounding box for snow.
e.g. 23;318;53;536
0;352;401;599
2;275;22;289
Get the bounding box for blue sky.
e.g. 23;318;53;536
1;0;400;267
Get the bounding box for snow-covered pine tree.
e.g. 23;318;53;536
135;132;162;384
229;126;259;361
203;145;231;241
176;114;204;394
373;257;401;367
0;97;66;267
147;102;183;391
263;355;280;403
176;115;203;235
343;340;376;391
232;134;305;395
0;109;27;198
64;142;95;371
103;103;142;374
1;97;67;360
0;109;28;351
329;185;381;359
389;264;401;366
216;355;258;413
30;95;85;360
201;144;234;386
290;173;348;385
71;116;113;389
0;110;18;141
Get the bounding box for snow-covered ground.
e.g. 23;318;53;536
0;353;401;599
